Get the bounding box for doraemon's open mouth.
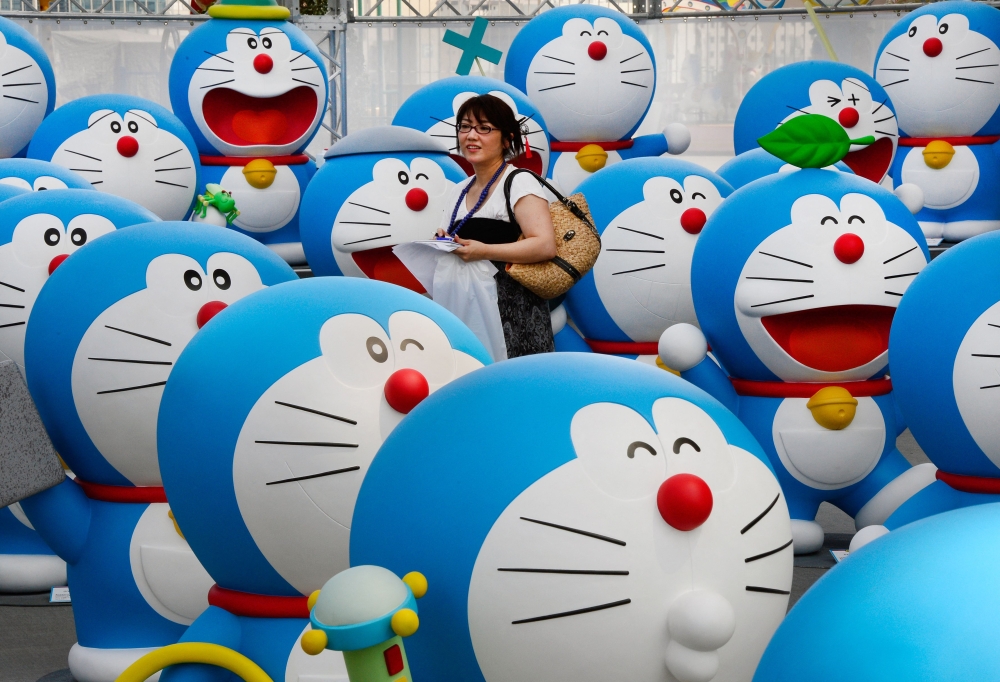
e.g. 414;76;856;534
203;87;318;147
761;305;894;372
842;138;893;184
352;246;425;294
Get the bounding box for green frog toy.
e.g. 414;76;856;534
193;183;240;226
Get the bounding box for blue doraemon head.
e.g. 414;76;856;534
158;277;490;597
875;1;1000;138
0;158;93;192
392;76;552;177
691;169;929;383
352;353;792;682
733;62;897;184
24;222;295;488
890;232;1000;478
566;157;732;346
504;6;655;144
26;95;202;221
168;19;328;157
0;190;157;371
300;126;466;287
754;503;1000;681
717;148;854;191
0;17;55;159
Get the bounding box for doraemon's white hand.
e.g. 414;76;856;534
665;590;736;682
893;183;924;215
659;323;707;372
663;123;692;155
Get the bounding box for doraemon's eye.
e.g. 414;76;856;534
398;171;409;185
247;37;258;49
262;36;272;49
580;30;592;36
44;228;60;246
597;29;608;35
367;336;388;362
184;269;202;291
820;216;838;225
908;26;917;37
673;437;701;454
110;121;121;134
70;228;87;246
939;23;948;34
213;268;231;290
691;192;706;200
127;120;138;134
670;189;683;204
848;215;865;224
399;339;424;351
827;96;841;107
415;173;429;181
627;441;657;459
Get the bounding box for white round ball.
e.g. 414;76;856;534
664;641;721;682
550;304;567;335
663;122;692;155
667;590;736;651
849;524;889;553
658;324;707;372
894;183;924;215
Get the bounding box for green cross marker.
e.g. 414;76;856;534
443;17;503;76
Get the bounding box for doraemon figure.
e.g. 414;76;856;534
504;5;690;193
659;165;937;554
392;76;552;177
560;157;732;366
0;158;93;192
733;62;898;185
168;0;329;264
16;223;295;682
753;503;1000;681
300;126;466;290
0;17;55;159
153;277;489;682
875;1;1000;244
352;353;793;682
717;148;853;191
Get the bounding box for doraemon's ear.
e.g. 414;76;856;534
894;183;924;215
451;92;478;116
87;109;117;128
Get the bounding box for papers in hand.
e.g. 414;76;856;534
411;239;461;252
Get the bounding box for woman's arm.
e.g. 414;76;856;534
452;193;558;263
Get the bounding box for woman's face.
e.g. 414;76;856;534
459;113;506;167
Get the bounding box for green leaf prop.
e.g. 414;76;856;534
757;114;875;169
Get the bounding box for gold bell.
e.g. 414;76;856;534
806;386;858;431
575;144;608;173
922;140;955;170
242;159;277;189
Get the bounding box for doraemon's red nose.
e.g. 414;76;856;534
197;301;227;329
405;188;429;212
117;136;139;158
254;53;274;74
923;37;943;57
384;368;429;414
834;233;865;264
680;208;707;235
657;474;713;531
838;107;860;129
588;41;607;61
48;254;68;275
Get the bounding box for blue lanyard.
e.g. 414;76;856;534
447;162;507;237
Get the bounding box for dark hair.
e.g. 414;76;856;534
455;94;526;161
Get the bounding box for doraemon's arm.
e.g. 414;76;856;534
159;606;243;682
665;590;735;682
630;123;691;158
658;325;739;414
18;478;91;563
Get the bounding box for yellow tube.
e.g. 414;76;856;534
115;643;273;682
803;0;839;62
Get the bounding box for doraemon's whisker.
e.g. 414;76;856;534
620;53;643;64
533;71;576;75
611;264;665;276
87;111;115;129
344;235;391;245
104;324;172;346
523;130;547;137
3;95;38;104
980;383;1000;389
620;68;651;74
0;303;25;309
956;77;995;85
155;180;189;188
884;51;910;62
339;220;391;226
497;568;629;575
0;281;25;293
265;466;361;486
785;105;810;115
607;248;665;254
201;79;236;90
88;357;172;366
65;149;102;162
538;83;575;92
873;115;896;123
129;111;157;127
884;272;918;280
957;47;991;60
427;115;452;125
290;52;308;62
621;81;648;88
543;55;574;65
988;323;1000;329
745;276;813;283
154;167;192;173
0;321;25;329
759;251;813;268
881;79;909;88
291;66;320;71
520;516;626;546
153;149;182;162
348;201;390;215
883;246;917;264
204;50;234;64
430;133;456;138
746;586;790;595
96;380;167;395
872;98;889;115
843;78;870;93
874;130;897;137
616;226;663;241
741;493;780;534
229;29;256;36
879;68;909;72
1;64;32;77
292;78;320;87
956;64;1000;70
511;598;631;625
70;168;102;173
884;290;904;297
274;400;357;425
972;353;1000;358
197;67;235;73
1;82;41;87
255;440;359;447
745;539;793;563
750;294;814;308
90;181;103;185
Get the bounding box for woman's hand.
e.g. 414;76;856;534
453;236;492;262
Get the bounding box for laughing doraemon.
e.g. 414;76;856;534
0;158;93;192
659;168;937;554
26;95;201;222
169;0;328;263
352;353;793;682
504;5;690;193
17;223;295;682
299;126;466;290
733;62;898;185
393;75;552;177
0;17;55;159
154;277;489;682
875;1;1000;244
561;157;732;365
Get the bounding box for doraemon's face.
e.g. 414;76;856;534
953;300;1000;469
70;252;267;486
50;109;197;221
230;311;483;594
468;397;791;681
0;28;48;158
780;78;897;183
876;12;1000;136
734;191;926;382
188;26;325;157
526;17;653;142
592;175;724;340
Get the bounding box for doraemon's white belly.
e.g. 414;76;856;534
771;397;886;491
222;165;300;233
553;150;622;195
129;503;213;625
284;624;348;682
900;146;979;210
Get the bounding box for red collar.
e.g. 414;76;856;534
935;470;1000;494
898;135;1000;147
75;479;167;504
208;584;309;619
199;154;310;166
585;339;659;355
550;140;635;152
730;377;893;398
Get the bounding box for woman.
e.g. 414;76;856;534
437;94;557;358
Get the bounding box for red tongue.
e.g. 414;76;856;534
202;87;318;147
231;110;288;145
352;246;426;294
760;305;894;372
841;137;894;183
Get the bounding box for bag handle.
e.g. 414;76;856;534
503;168;598;237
